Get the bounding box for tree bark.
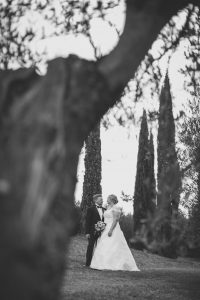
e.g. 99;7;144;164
0;57;110;300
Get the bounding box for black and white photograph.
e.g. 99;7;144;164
0;0;200;299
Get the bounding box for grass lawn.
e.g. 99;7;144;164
61;235;200;300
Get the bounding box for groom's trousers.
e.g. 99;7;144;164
86;236;96;266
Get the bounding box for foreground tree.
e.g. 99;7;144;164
81;123;102;229
0;1;199;299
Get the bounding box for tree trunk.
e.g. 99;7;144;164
0;57;111;300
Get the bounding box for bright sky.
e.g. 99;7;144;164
75;125;139;214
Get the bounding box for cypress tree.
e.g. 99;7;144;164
156;74;181;256
81;123;102;228
157;74;181;214
148;132;156;214
133;110;150;233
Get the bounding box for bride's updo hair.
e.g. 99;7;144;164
108;194;118;204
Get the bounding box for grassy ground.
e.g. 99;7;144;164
61;235;200;300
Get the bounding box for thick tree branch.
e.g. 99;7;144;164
98;0;200;97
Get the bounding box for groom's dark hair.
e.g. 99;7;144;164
93;194;102;202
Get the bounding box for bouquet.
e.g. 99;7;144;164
94;221;106;239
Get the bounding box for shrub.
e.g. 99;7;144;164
130;210;190;257
119;213;134;244
70;201;82;236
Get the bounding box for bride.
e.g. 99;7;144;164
90;194;140;271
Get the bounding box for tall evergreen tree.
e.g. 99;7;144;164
81;123;102;228
133;110;151;233
157;74;181;215
148;132;156;213
156;74;181;255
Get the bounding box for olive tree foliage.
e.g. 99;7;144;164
59;0;122;58
0;0;57;69
180;6;200;96
131;5;195;101
0;1;200;299
0;0;35;69
104;3;199;129
0;0;121;69
132;4;200;106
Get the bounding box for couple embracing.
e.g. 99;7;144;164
85;194;139;271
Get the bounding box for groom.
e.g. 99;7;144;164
85;194;105;267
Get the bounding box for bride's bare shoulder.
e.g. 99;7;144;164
114;205;122;211
112;205;122;216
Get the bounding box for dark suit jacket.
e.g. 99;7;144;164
85;206;105;235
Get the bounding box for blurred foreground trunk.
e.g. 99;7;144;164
0;57;110;300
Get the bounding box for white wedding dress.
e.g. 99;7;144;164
90;206;140;271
